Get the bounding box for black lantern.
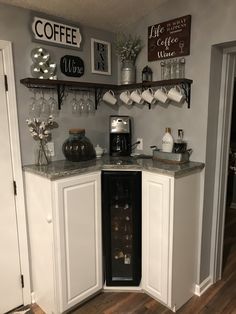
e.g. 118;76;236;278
142;66;153;82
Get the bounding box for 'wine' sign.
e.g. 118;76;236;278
60;55;84;77
148;15;191;61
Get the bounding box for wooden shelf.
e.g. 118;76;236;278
20;78;193;109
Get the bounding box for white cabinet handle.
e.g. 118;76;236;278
46;215;52;223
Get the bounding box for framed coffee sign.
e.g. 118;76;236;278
60;55;84;77
148;15;191;61
32;16;82;49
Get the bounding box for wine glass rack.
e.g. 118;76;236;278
20;77;193;110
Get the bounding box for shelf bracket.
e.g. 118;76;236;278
56;84;65;110
95;88;103;110
180;82;191;108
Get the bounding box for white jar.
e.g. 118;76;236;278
162;128;174;153
95;144;104;158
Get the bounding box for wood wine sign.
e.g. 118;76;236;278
148;15;191;61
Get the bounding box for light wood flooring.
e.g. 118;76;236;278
32;207;236;314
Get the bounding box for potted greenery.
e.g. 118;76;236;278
115;33;143;84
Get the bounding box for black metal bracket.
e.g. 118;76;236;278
180;82;191;108
95;88;103;110
56;85;66;110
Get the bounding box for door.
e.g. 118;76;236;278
142;171;171;305
102;171;141;286
0;50;23;313
55;172;102;313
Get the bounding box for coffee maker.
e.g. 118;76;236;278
109;115;131;156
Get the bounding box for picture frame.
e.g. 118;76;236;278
91;38;111;75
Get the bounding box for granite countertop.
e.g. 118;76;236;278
23;155;204;180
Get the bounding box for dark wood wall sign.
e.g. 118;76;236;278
60;55;84;77
148;15;191;61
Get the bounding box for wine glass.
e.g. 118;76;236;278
28;90;41;118
179;41;185;54
85;91;95;115
38;90;50;119
70;91;79;115
48;90;59;117
78;92;88;115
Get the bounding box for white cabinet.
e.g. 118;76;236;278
24;172;102;314
142;171;201;312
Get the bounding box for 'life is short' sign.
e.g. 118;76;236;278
32;16;82;49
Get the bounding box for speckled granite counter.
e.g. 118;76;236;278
23;155;204;180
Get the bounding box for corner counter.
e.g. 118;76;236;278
23;155;204;180
23;155;205;313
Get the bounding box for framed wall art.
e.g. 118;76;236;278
91;38;111;75
148;15;191;61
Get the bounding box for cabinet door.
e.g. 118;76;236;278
142;171;172;305
54;172;102;312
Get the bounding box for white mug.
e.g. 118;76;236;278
119;90;133;105
103;90;117;105
167;85;185;103
141;88;156;105
154;87;169;104
130;89;144;104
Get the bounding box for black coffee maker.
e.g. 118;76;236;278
109;115;131;156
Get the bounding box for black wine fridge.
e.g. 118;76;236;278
102;171;141;286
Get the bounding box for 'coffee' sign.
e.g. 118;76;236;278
32;16;82;49
60;55;84;77
148;15;191;61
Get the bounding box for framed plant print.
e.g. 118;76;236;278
91;38;111;75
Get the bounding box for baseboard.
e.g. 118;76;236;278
31;292;36;304
230;202;236;209
194;276;213;296
103;285;142;292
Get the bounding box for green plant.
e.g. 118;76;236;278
115;33;143;63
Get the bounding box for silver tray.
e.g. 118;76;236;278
152;149;192;164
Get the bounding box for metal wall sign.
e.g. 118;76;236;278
148;15;191;61
60;55;84;77
32;16;82;49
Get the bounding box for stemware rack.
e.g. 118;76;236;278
20;77;193;110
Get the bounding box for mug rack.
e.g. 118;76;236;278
20;77;193;110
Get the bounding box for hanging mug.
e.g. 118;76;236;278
154;87;169;104
103;90;117;105
130;89;144;104
167;85;185;103
141;88;156;105
119;90;133;105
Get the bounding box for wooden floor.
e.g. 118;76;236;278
33;207;236;314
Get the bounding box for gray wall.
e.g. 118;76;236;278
0;3;118;165
117;0;236;283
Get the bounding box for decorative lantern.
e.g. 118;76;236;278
142;66;153;82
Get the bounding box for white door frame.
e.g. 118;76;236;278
0;40;31;304
211;48;236;281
